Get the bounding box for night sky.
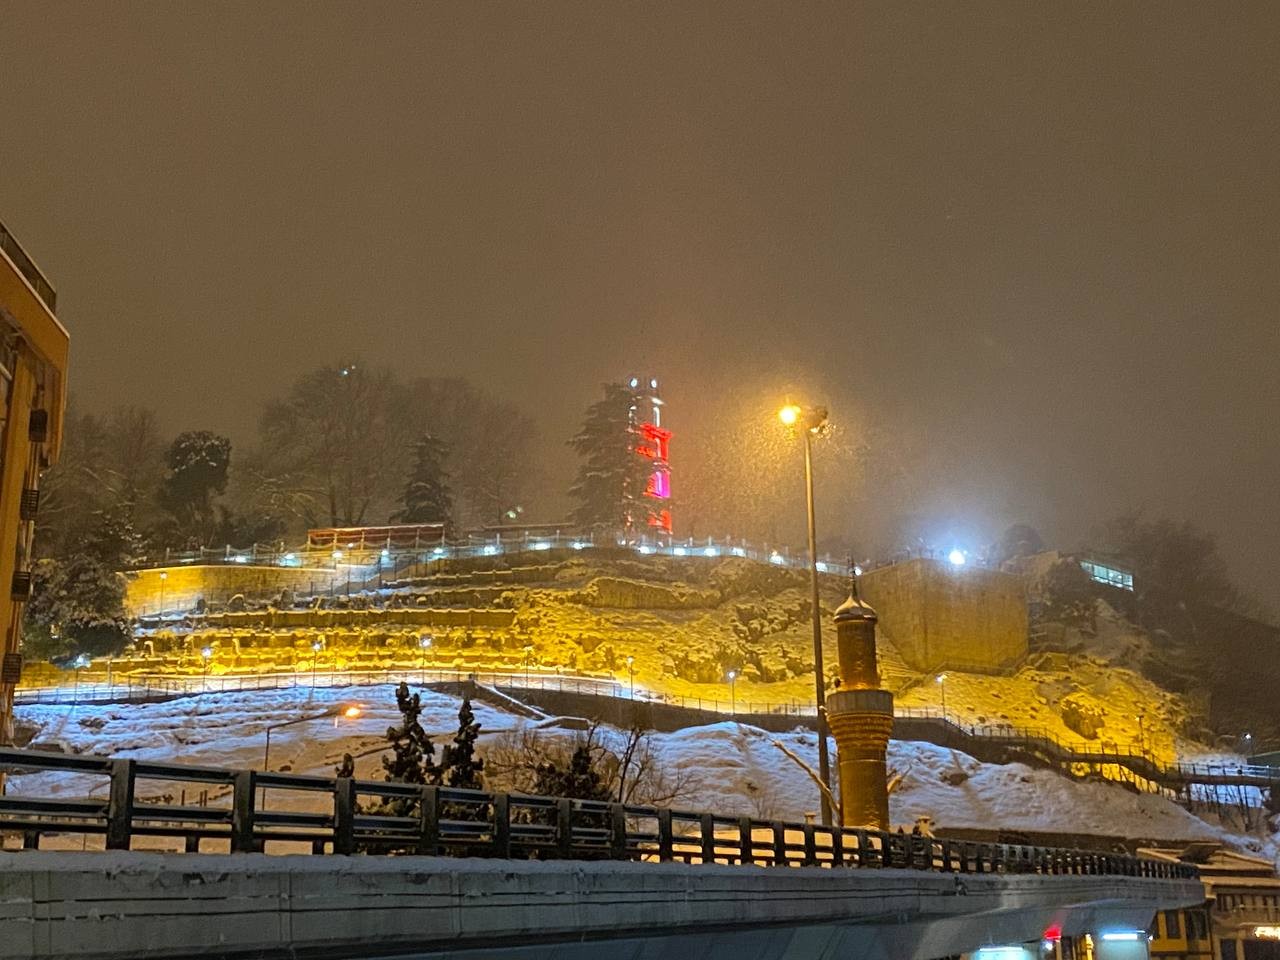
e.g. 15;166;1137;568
1;4;1277;598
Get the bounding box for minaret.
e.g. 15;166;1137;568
825;570;895;829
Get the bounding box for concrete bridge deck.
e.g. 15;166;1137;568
0;850;1204;960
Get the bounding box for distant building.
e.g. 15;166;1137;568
1142;843;1280;960
0;220;70;750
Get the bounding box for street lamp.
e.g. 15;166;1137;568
779;401;833;825
728;669;737;716
523;644;534;686
263;704;362;771
1136;713;1146;750
419;634;433;684
158;571;167;618
311;639;323;689
936;673;947;722
626;655;636;699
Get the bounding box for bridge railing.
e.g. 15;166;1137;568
0;747;1196;882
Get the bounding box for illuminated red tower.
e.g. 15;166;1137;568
628;376;672;536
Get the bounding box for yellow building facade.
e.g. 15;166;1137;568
0;220;69;751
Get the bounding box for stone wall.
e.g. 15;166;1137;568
126;565;343;616
858;558;1028;674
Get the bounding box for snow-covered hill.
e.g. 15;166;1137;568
11;685;1277;865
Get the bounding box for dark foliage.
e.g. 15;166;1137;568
395;432;453;529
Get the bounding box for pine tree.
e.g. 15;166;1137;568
372;682;442;817
568;383;653;536
441;697;484;789
395;432;453;529
531;741;610;801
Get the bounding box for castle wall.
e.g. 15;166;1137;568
857;558;1027;673
126;565;343;616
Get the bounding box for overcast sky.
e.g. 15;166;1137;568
1;3;1277;599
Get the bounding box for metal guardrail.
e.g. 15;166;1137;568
0;747;1197;881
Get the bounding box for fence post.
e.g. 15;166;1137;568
332;776;356;855
231;770;258;853
417;785;439;855
556;798;573;858
803;823;817;866
657;808;674;862
700;813;715;864
492;794;511;858
105;758;136;851
610;803;627;860
772;821;787;866
737;816;752;865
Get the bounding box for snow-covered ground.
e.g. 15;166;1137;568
10;685;1278;865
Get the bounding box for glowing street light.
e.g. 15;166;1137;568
779;400;833;825
200;645;214;691
311;639;324;689
158;570;167;617
948;549;966;567
936;673;948;722
263;703;362;771
727;669;737;716
419;634;433;684
626;655;636;699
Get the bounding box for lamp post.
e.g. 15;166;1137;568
728;669;737;716
779;401;833;825
626;655;636;699
158;570;167;618
936;673;947;722
263;704;362;771
523;644;534;686
1136;713;1146;751
419;634;432;685
311;639;323;689
200;646;213;692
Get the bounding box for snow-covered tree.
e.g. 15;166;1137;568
568;383;653;536
532;741;610;801
441;697;484;789
395;433;453;528
366;682;443;818
24;508;136;660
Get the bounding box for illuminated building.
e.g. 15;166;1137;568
0;220;70;754
1142;844;1280;960
627;376;671;536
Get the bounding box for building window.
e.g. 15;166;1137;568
1221;938;1239;960
1079;559;1134;591
1164;909;1181;938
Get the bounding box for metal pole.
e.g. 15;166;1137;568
803;430;833;826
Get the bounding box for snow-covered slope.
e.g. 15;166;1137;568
11;685;1277;865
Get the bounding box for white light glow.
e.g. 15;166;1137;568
948;549;966;566
703;546;718;557
637;545;653;555
482;545;498;556
1100;932;1143;942
732;547;746;557
769;551;785;565
854;565;863;576
380;549;390;559
815;561;828;572
532;541;550;551
432;546;446;556
673;546;687;556
571;541;586;550
232;555;248;564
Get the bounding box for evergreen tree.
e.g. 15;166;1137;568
372;682;443;817
568;383;653;536
395;432;453;528
24;507;137;660
441;697;484;789
532;741;610;801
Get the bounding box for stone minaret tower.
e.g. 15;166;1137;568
825;572;895;829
